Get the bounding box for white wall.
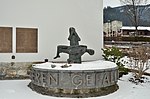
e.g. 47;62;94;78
0;0;103;62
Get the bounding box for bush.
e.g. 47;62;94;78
102;46;124;63
102;46;129;77
104;37;150;42
128;46;150;81
118;65;129;78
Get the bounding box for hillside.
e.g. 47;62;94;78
103;5;150;26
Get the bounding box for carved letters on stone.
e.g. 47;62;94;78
72;75;83;88
31;69;118;89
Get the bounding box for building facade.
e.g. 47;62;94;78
121;26;150;37
0;0;103;62
103;20;122;37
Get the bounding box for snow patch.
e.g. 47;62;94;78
33;60;117;70
0;73;150;99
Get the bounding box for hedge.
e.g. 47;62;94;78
104;37;150;42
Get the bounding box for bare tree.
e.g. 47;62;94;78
128;46;150;80
120;0;149;36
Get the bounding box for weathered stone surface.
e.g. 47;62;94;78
28;82;119;98
30;68;118;89
0;62;34;79
29;65;118;97
59;71;71;89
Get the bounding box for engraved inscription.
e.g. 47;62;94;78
72;75;83;88
31;69;118;89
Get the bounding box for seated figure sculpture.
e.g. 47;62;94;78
54;27;94;63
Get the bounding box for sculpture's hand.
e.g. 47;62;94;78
87;49;94;55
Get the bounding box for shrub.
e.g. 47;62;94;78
102;46;129;77
128;46;150;81
104;37;150;42
102;46;124;63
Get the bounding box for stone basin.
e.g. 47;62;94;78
29;60;119;98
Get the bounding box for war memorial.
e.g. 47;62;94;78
29;27;118;98
0;0;119;98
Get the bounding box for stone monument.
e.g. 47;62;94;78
28;27;119;98
54;27;94;63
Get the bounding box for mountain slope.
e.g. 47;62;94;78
103;5;150;26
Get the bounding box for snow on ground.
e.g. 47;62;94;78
120;56;150;74
0;73;150;99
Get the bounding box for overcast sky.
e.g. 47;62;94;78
103;0;150;8
103;0;121;7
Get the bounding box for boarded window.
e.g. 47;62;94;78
0;27;12;53
16;28;38;53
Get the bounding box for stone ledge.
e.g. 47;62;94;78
29;61;119;97
0;62;41;79
30;69;118;89
0;75;30;80
28;82;119;98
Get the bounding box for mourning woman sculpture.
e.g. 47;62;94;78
54;27;94;63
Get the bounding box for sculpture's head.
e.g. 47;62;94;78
69;27;75;34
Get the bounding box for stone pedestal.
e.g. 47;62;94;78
29;60;119;98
